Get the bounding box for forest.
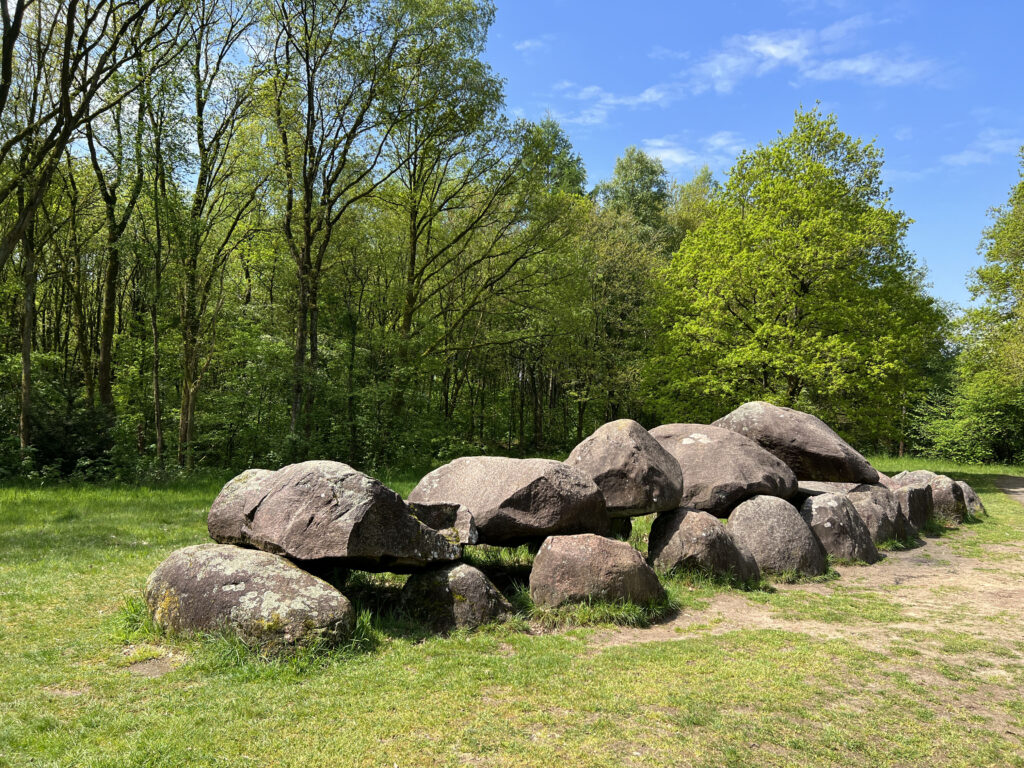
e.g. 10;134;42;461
2;0;1023;480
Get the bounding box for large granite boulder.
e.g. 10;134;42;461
799;493;880;563
565;419;683;517
145;544;354;646
650;423;797;516
713;401;878;484
400;564;511;632
890;471;968;526
893;484;934;530
207;468;274;545
799;481;910;544
408;457;610;546
957;481;986;518
648;508;760;583
529;534;665;608
208;461;462;572
727;496;827;577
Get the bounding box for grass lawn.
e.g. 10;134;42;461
2;460;1024;766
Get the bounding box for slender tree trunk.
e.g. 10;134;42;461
19;220;36;456
290;259;309;448
97;241;118;408
151;181;164;463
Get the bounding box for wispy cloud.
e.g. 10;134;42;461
550;82;681;126
941;129;1023;167
546;15;937;128
689;17;937;93
514;35;553;54
642;131;746;171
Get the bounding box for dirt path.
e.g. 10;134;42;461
994;474;1024;506
593;481;1024;656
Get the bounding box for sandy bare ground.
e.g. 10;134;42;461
597;479;1024;647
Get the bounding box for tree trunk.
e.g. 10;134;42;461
97;240;119;409
290;260;309;449
19;221;36;456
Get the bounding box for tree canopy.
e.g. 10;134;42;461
649;108;947;450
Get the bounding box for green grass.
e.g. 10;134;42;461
2;466;1024;766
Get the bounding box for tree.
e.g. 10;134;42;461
593;146;670;233
918;147;1024;462
651;108;946;447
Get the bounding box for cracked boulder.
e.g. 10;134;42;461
207;461;462;572
145;544;354;646
890;471;968;526
565;419;683;517
799;481;915;544
650;423;797;516
713;401;878;484
400;564;511;632
727;496;827;577
408;457;610;546
529;534;665;608
957;481;986;518
648;508;760;583
799;493;880;563
207;468;274;546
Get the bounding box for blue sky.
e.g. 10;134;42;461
482;0;1024;307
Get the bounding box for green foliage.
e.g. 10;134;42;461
915;148;1024;464
649;108;947;449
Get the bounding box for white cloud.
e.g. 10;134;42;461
552;82;682;126
689;18;935;93
514;36;552;54
941;129;1024;167
802;52;934;85
642;132;747;171
546;16;936;127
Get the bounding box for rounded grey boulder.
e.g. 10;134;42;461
650;423;797;516
728;496;827;577
799;493;879;563
401;564;511;632
529;534;665;608
713;401;878;484
565;419;683;517
408;457;610;546
207;461;462;572
145;544;354;646
648;508;760;583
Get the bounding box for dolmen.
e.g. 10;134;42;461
142;401;990;649
147;460;478;645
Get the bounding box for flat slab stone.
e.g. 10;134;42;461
208;461;462;572
408;457;610;546
650;423;797;516
713;401;878;484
